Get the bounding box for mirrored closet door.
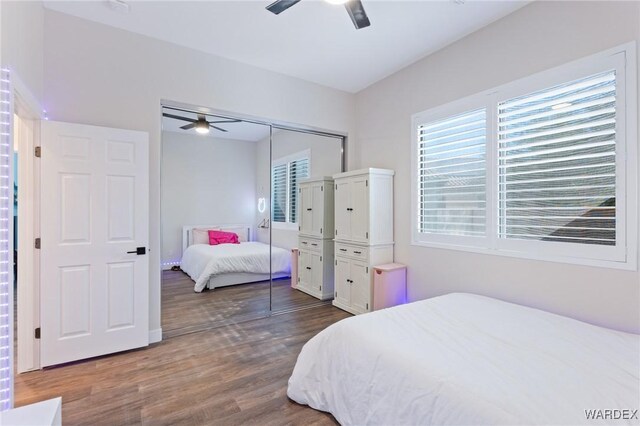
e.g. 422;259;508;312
269;128;344;313
160;107;272;337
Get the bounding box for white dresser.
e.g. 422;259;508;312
296;177;335;300
332;168;394;315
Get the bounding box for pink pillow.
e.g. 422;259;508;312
208;230;240;246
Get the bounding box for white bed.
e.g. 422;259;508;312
288;293;640;425
179;224;291;292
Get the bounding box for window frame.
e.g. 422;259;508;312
271;149;311;230
410;43;637;270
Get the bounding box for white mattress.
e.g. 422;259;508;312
288;293;640;425
180;242;291;292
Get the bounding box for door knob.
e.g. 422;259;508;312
127;247;146;255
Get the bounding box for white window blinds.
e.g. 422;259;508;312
289;158;309;223
498;70;616;246
417;109;487;237
272;156;310;224
272;163;287;223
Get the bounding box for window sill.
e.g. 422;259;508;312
410;239;636;271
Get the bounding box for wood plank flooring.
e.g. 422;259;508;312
15;304;350;425
162;270;327;338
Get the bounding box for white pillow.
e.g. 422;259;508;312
192;228;216;245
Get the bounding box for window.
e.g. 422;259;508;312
411;45;636;269
272;152;310;226
418;109;487;238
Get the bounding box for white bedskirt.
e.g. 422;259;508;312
288;293;640;425
180;242;291;292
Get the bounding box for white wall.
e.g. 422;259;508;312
0;1;44;103
354;1;640;333
255;129;343;250
161;131;257;265
42;10;356;335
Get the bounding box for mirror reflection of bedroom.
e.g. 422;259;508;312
160;105;344;337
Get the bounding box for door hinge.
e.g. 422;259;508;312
366;267;369;273
335;292;337;298
366;232;369;239
34;146;41;158
335;260;337;266
34;238;41;249
366;303;369;310
335;184;337;190
321;185;323;191
319;285;321;291
298;277;300;282
298;225;301;231
320;256;322;261
366;180;368;187
320;227;322;234
34;327;41;339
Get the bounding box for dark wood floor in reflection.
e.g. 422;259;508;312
162;270;326;338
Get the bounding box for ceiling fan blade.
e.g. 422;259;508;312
163;113;197;123
208;119;241;124
266;0;301;15
344;0;370;29
211;125;228;132
180;123;196;130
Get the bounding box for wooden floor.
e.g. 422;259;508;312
15;304;350;425
162;270;326;338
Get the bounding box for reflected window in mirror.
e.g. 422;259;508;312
272;150;310;228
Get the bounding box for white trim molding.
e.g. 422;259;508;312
149;328;163;344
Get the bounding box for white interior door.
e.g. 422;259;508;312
40;121;149;367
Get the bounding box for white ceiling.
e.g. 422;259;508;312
162;109;271;141
43;0;529;93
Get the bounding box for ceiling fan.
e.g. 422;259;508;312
266;0;371;30
162;113;240;135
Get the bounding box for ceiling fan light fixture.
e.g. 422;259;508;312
194;120;210;134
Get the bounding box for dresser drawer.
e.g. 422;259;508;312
299;237;323;253
335;242;369;260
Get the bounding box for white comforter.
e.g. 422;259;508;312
181;242;291;292
288;293;640;425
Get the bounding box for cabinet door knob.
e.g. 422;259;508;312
306;267;311;270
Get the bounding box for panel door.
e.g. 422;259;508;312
310;252;323;293
311;183;324;236
299;185;313;235
40;121;149;367
298;250;312;291
350;176;370;243
350;262;370;313
334;179;351;240
334;257;351;306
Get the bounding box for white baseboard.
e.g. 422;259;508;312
149;328;163;344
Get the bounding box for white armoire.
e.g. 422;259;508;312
296;177;335;300
332;168;394;315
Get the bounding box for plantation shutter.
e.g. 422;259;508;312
289;158;309;223
498;70;617;246
272;163;287;223
417;109;487;236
